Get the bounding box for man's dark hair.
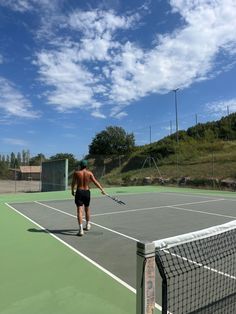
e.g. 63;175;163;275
80;159;88;169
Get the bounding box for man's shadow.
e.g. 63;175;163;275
28;228;78;236
28;228;103;236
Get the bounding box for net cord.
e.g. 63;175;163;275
154;220;236;250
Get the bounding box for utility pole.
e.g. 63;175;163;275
170;120;173;135
227;106;231;140
149;125;152;144
173;88;179;144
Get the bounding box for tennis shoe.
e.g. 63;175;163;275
77;228;84;236
85;222;91;231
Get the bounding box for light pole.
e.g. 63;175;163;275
172;89;179;181
173;88;179;144
170;120;172;135
149;125;152;145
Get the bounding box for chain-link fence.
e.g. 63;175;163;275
0;169;42;193
0;153;73;193
1;113;235;193
1;143;236;193
87;139;236;191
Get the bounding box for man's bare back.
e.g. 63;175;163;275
72;169;95;190
71;167;105;195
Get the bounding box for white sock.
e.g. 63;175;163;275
79;224;83;230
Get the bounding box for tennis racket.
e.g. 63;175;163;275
105;194;126;205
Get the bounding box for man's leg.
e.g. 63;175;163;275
77;205;84;235
84;206;91;230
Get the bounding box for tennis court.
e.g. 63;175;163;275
1;186;236;314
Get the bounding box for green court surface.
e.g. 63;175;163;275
1;186;236;314
1;196;135;314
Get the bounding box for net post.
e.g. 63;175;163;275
136;241;156;314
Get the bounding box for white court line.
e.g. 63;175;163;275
35;199;229;221
34;199;234;242
5;202;162;312
4;203;136;292
163;249;236;280
167;205;236;219
160;192;223;199
34;201;139;242
34;201;76;217
91;198;226;217
8;190;236;206
161;191;236;201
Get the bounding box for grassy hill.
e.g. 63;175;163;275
90;113;236;191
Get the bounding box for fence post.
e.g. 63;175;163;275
136;241;156;314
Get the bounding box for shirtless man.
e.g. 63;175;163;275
71;159;105;236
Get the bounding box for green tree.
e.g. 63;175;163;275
204;129;216;143
89;126;135;155
186;113;236;141
10;152;16;168
17;152;22;166
49;153;78;172
22;149;27;165
0;161;10;178
6;155;10;167
30;153;47;165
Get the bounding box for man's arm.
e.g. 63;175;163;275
90;173;105;194
71;172;77;196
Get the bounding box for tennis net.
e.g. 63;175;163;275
154;220;236;314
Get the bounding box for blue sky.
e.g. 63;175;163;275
0;0;236;159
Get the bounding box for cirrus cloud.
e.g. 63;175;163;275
2;137;28;146
205;98;236;117
0;77;40;118
32;1;236;118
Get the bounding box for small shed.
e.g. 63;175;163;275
19;166;41;180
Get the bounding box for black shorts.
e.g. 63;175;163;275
75;189;91;207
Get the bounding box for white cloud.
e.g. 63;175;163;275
205;98;236;117
112;111;128;119
32;2;236;118
33;9;142;116
108;0;236;104
91;110;106;119
36;49;98;112
0;0;33;12
0;0;65;43
0;0;58;12
3;137;28;146
63;9;139;63
67;9;139;37
77;35;116;62
0;77;40;118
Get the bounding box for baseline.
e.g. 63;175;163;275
34;201;139;242
5;202;136;293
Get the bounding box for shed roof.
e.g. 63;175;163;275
20;166;41;173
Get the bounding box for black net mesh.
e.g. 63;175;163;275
155;228;236;314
